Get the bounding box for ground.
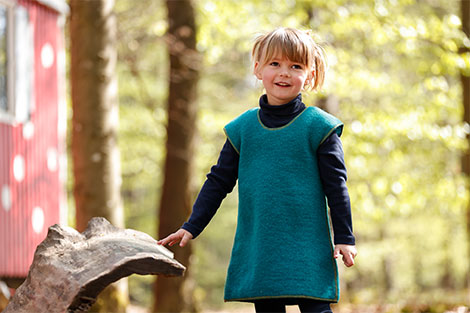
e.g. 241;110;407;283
127;304;470;313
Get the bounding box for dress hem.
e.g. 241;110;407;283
224;294;339;304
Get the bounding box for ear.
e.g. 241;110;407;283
254;61;262;80
304;69;315;87
309;69;315;80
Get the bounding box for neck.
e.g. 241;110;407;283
260;94;304;112
258;94;306;128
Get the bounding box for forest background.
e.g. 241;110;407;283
66;0;470;312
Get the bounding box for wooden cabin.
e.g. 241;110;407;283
0;0;68;282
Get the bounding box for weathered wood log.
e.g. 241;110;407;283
0;281;10;312
3;217;185;313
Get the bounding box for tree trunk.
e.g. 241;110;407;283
69;0;127;311
461;0;470;292
316;95;339;116
154;0;199;312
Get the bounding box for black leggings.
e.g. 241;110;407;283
253;298;332;313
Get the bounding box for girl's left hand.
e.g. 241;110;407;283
334;244;357;267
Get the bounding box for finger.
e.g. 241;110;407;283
347;249;357;266
169;237;182;246
180;233;191;247
333;247;341;259
343;253;355;267
161;236;175;246
170;235;183;246
158;237;170;245
158;233;178;246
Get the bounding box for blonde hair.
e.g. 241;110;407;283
252;27;328;91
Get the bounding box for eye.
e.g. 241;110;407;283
292;64;303;70
269;61;280;67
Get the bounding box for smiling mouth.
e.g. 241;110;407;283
275;82;291;87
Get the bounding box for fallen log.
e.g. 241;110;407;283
3;217;185;313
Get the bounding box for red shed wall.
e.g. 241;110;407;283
0;0;66;278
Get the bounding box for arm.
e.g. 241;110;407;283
317;132;357;266
158;139;239;247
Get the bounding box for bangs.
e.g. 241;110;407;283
256;28;313;67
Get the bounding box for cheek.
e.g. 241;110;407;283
262;73;276;84
294;76;308;86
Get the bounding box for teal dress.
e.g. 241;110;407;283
223;106;343;303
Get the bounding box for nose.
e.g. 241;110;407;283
279;68;291;77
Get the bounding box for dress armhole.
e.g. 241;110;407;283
319;124;343;145
224;128;240;155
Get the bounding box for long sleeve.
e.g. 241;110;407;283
317;133;355;245
181;139;239;238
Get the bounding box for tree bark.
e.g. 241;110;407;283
316;95;339;116
461;0;470;292
154;0;199;312
69;0;127;311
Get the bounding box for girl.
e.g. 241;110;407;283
158;27;357;313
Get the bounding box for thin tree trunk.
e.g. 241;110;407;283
461;0;470;293
69;0;127;311
316;95;339;116
379;229;393;296
154;0;199;312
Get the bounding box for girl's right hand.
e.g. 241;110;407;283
157;229;193;247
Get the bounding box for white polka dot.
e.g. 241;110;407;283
13;155;25;182
47;147;58;172
1;185;11;212
22;121;35;139
41;43;54;69
32;206;45;234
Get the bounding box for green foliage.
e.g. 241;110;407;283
108;0;470;310
115;0;168;236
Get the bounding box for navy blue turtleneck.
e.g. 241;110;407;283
182;94;355;245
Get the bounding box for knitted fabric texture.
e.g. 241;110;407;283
223;106;343;303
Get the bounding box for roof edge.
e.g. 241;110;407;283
36;0;69;15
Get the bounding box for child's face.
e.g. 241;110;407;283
254;55;313;106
